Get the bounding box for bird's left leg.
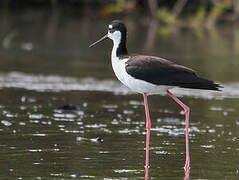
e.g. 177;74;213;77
143;93;151;171
167;90;190;171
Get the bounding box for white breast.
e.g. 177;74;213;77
109;30;172;94
111;56;172;95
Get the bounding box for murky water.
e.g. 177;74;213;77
0;11;239;179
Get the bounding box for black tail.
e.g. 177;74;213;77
179;77;223;91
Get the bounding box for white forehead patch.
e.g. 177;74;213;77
109;25;113;29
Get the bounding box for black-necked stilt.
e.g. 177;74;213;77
89;20;222;173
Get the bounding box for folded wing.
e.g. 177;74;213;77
125;55;221;91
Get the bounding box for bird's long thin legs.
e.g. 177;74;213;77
143;93;151;180
167;90;190;171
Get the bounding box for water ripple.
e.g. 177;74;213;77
0;72;237;99
114;169;139;174
1;120;12;126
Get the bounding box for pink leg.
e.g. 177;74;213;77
167;90;190;171
143;93;151;180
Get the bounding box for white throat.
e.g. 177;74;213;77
108;31;122;59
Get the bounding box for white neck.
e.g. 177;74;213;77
109;31;122;59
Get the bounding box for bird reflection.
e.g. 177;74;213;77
144;166;149;180
184;167;190;180
144;166;190;179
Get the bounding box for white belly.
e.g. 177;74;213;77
111;57;172;95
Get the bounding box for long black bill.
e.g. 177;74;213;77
89;34;108;48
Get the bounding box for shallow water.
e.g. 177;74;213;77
1;89;239;179
0;11;239;179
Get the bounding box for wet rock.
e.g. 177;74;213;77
90;137;104;143
21;96;36;103
96;137;104;143
57;105;77;111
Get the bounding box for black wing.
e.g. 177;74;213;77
125;55;221;90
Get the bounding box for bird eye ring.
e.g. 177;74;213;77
108;25;115;33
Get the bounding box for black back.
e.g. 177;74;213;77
126;55;221;91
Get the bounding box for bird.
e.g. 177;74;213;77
89;20;222;173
